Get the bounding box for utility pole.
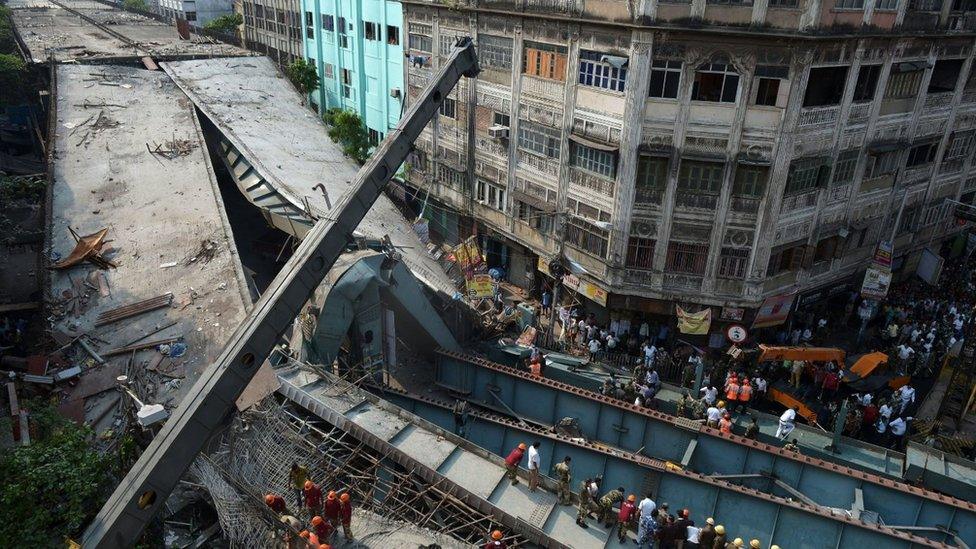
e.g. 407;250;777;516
547;211;567;346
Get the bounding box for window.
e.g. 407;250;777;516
754;78;780;106
665;242;709;275
649;60;681;99
678;161;724;193
387;25;400;46
718;248;749;278
929;59;963;94
338;34;349;49
769;0;799;6
368;128;380;146
304;11;313;38
439;97;456;119
408;32;432;53
636;156;668;189
803;66;848;107
865;150;900;178
517;120;561;158
439;34;458;56
752;65;788;108
767;242;808;275
814;236;840;263
364;21;378;40
321;14;334;31
692;62;739;103
185;10;196;21
479;34;514;70
945;132;974;159
337;16;348;32
323;63;335;80
437;165;464;188
493;112;510;127
516;202;553;234
626;238;657;270
571;142;617;178
477;180;507;212
578;50;628;92
876;0;897;8
906;142;938;167
340;68;352;85
707;0;753;4
909;0;943;10
732;165;768;197
832;150;859;184
853;65;881;102
522;41;568;81
885;66;923;99
566;217;609;257
785;158;827;195
834;0;864;8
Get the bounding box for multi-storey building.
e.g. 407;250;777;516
301;0;405;142
399;0;976;326
156;0;234;25
239;0;303;66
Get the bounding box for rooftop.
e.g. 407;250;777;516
161;57;460;298
9;0;248;63
48;63;251;426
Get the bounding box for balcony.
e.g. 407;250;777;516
517;150;559;177
673;192;718;211
848;102;871;125
730;196;760;214
521;75;564;100
923;92;953;113
797;105;839;128
623;268;658;287
780;190;818;213
763;270;797;293
808;261;832;278
662;273;703;293
569;168;615;198
962;90;976;104
714;278;744;297
634;187;664;208
903;163;935;185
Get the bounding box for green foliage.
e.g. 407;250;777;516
0;402;112;546
0;53;26;104
122;0;148;11
285;58;319;104
0;175;45;201
322;108;370;164
203;13;243;34
0;5;15;53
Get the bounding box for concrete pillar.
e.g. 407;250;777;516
691;0;707;19
752;0;770;25
506;24;526;235
555;29;582;258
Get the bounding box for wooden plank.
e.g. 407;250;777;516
95;293;172;326
97;272;110;298
102;337;181;357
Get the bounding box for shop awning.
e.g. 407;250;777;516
752;292;797;328
511;189;556;212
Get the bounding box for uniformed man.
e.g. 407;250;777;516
676;393;690;418
599;487;625;527
744;417;760;440
576;477;600;528
692;397;707;420
554;456;572;505
784;438;801;453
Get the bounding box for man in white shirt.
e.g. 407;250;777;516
899;385;916;413
888;416;912;450
643;343;657;368
606;334;617;350
638;494;656;519
639;321;650;339
700;385;718;406
897;344;915;361
776;407;798;439
706;404;722;428
527;442;541;492
879;401;893;421
588;338;601;358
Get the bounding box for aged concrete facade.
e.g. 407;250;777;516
239;0;302;66
400;0;976;316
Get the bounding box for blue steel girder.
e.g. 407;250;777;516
379;387;949;549
434;350;976;547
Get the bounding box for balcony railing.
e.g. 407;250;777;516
569;168;616;197
848;102;871;124
674;192;718;210
962;90;976;104
903;163;934;185
730;196;760;214
923;92;953;112
662;273;703;292
781;190;818;213
517;150;559;177
798;105;839;128
634;187;664;207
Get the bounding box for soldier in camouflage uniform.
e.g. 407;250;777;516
554;456;572;505
598;487;625;527
692;396;707;420
576;477;600;528
676;393;690;418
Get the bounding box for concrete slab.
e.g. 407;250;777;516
489;480;557;530
160;57;461;299
388;423;457;470
49;64;251;425
437;446;506;500
346;405;409;442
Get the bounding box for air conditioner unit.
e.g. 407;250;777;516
487;125;509;139
390;87;401;99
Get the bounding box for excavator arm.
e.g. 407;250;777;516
81;39;479;548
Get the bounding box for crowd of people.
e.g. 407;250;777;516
504;441;781;548
262;463;355;548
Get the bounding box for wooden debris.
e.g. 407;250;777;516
102;336;181;357
95;293;173;327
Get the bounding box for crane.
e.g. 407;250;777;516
80;39;479;548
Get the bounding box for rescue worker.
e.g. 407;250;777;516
744;417;759;439
339;493;353;540
483;530;508;549
310;516;333;542
279;515;302;549
289;463;308;509
728;538;745;548
577;477;600;528
750;540;761;549
554;456;572;505
617;494;637;542
504;443;526;484
725;377;740;406
784;438;800;453
776;406;798;439
713;525;727;549
674;508;694;549
698;517;717;549
706;402;722;428
265;493;288;514
527;441;542;492
692;396;707;420
323;491;340;528
304;481;323;516
738;379;752;412
718;413;733;435
599;486;625;527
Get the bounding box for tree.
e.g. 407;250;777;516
0;402;112;546
122;0;148;11
0;5;15;53
0;53;26;104
203;13;243;35
323;108;370;164
286;58;319;105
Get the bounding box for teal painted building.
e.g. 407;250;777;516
301;0;404;145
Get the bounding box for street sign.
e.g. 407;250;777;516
726;324;748;343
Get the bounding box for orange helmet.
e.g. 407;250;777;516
340;493;350;502
304;480;313;490
299;530;309;539
311;516;323;526
627;494;636;502
320;545;331;549
327;491;337;500
264;494;275;505
491;530;503;541
518;443;526;450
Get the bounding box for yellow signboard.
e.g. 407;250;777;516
536;257;608;307
466;274;495;299
676;306;712;335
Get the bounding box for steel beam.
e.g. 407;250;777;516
79;42;480;548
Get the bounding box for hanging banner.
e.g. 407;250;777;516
720;307;745;321
861;266;892;299
453;236;484;278
872;240;893;268
676;306;712;335
752;292;797;329
536;257;608;307
466;273;495;299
